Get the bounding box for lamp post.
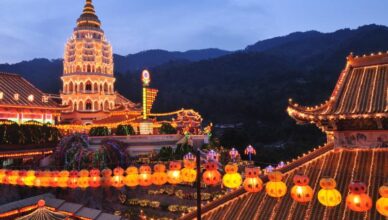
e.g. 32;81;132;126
195;147;201;220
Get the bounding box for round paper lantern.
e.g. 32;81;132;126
124;167;139;188
243;167;263;193
17;170;27;186
376;184;388;217
152;164;168;185
68;170;79;189
318;178;341;207
112;167;125;188
24;170;36;187
8;170;19;185
33;171;43;187
58;170;69;188
77;169;90;189
50;171;60;188
202;161;221;186
41;170;51;187
290;174;314;203
101;168;112;187
167;161;182;185
181;156;197;183
0;169;6;184
265;171;287;198
139;165;152;187
223;163;242;189
346;181;372;212
89;169;101;188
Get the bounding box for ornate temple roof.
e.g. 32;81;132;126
76;0;101;29
287;52;388;123
0;72;62;109
181;144;388;220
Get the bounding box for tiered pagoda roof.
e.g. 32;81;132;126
76;0;101;29
287;52;388;127
0;72;62;109
181;145;388;220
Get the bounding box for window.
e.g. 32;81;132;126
85;100;92;110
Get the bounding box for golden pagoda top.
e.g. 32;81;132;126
76;0;101;29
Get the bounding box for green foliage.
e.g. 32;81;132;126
0;123;60;145
174;143;192;160
158;146;174;161
89;126;110;136
116;124;135;136
159;123;177;134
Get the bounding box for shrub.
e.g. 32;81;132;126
159;123;177;134
116;124;135;136
89;126;110;136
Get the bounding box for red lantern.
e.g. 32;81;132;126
101;168;112;187
68;170;79;189
202;161;221;186
17;170;27;186
89;169;101;188
243;167;263;193
139;165;152;187
346;181;372;212
112;167;125;188
167;161;182;185
124;167;139;188
77;169;89;189
33;171;43;187
41;170;51;187
8;170;19;185
58;170;69;188
290;174;314;203
152;164;168;186
50;171;60;188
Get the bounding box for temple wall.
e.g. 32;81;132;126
333;130;388;148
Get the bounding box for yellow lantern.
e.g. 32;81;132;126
202;161;221;186
0;169;6;184
290;174;314;203
139;165;152;187
266;171;287;198
346;181;372;212
101;168;112;187
41;170;51;187
17;170;27;186
89;169;101;188
181;153;197;183
24;170;36;187
50;171;60;188
33;171;43;187
8;170;19;185
167;161;182;185
68;170;79;189
318;178;341;207
243;167;263;193
152;164;168;186
112;167;125;188
222;163;242;189
124;166;139;188
77;169;90;189
376;184;388;217
58;170;69;188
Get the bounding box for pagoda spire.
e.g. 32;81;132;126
76;0;101;28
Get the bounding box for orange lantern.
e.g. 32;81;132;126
112;167;125;188
68;170;79;189
265;171;287;198
24;170;36;187
376;184;388;217
50;171;60;188
223;163;242;189
152;164;168;186
89;169;101;188
17;170;27;186
41;170;51;187
346;181;372;212
167;161;182;185
101;168;112;187
139;165;152;187
290;174;314;203
77;169;90;189
318;177;341;207
202;161;221;186
181;153;197;183
58;170;69;188
243;167;263;193
124;166;139;188
33;171;43;187
8;170;19;185
0;169;6;184
2;170;11;185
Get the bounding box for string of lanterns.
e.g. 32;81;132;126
0;147;386;217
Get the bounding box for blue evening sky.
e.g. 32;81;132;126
0;0;387;63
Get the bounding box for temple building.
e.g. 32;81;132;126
0;72;62;124
181;52;388;220
60;0;140;124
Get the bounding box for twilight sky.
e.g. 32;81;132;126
0;0;387;63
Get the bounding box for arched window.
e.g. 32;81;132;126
108;85;112;93
104;82;108;93
75;84;78;93
93;83;98;92
104;100;109;110
76;66;81;72
64;84;68;93
85;81;92;92
87;65;91;72
79;82;84;92
97;67;101;72
69;81;73;92
78;101;83;111
85;100;92;111
74;102;77;111
68;100;73;111
94;101;99;111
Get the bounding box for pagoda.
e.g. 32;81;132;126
60;0;139;124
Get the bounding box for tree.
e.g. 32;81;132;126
158;146;174;161
159;123;177;134
89;126;110;136
116;124;135;136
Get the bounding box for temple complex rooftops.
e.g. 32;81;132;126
287;52;388;126
0;72;61;110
